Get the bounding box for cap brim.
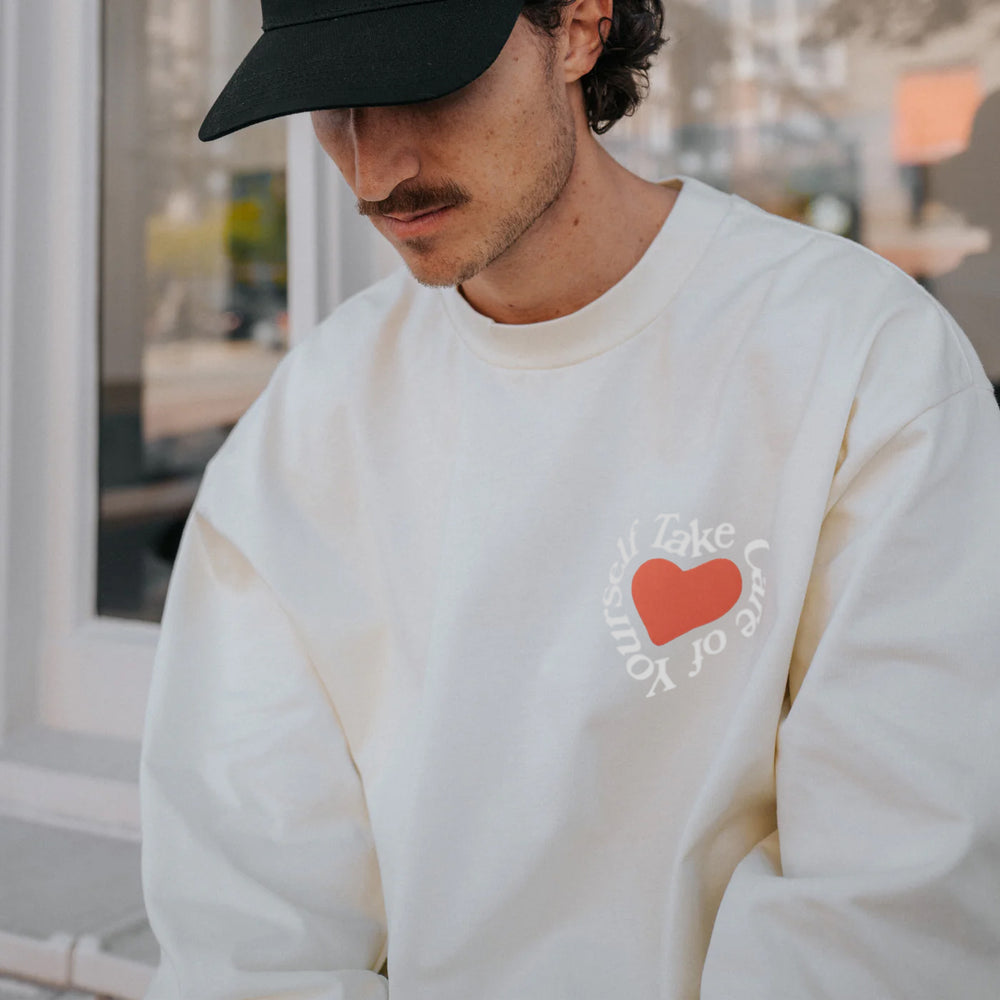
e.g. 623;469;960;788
199;0;525;141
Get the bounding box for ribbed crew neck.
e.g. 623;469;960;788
440;176;733;370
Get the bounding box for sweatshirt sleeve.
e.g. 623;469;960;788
140;508;389;1000
701;381;1000;997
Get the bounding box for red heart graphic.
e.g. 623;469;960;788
631;558;743;646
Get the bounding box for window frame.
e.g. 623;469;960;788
0;0;149;830
0;0;384;830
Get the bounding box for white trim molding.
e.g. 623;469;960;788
72;932;154;1000
0;0;389;827
0;0;156;833
0;0;24;746
0;760;140;841
0;0;20;745
0;925;154;999
0;931;74;991
0;0;157;754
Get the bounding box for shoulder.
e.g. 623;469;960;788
194;267;441;520
680;178;947;338
721;189;931;315
673;180;994;485
223;268;425;440
292;265;424;381
706;184;986;403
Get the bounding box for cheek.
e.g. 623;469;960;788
310;114;353;172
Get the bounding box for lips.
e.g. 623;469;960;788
385;205;448;223
378;204;454;239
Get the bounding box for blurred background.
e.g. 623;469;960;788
1;0;998;995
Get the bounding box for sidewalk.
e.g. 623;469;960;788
0;975;96;998
0;817;156;999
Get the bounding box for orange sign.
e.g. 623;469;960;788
894;67;982;164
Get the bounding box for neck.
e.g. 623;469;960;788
459;129;678;325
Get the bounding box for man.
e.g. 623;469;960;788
140;1;1000;998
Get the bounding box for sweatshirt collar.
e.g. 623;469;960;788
440;176;732;370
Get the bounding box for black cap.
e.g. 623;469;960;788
199;0;526;141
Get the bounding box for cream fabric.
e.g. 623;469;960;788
141;178;1000;999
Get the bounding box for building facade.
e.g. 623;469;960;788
1;0;997;994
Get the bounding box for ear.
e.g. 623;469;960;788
562;0;614;83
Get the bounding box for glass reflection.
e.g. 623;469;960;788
606;0;999;394
98;0;288;621
98;0;1000;621
929;92;1000;392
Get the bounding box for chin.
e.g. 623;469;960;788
402;248;488;289
407;263;464;288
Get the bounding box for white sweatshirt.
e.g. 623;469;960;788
141;177;1000;1000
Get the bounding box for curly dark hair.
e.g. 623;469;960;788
521;1;665;134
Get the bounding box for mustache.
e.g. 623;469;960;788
357;181;471;218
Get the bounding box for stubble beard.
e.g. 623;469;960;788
405;86;578;289
446;114;576;287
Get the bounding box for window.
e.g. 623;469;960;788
98;0;289;622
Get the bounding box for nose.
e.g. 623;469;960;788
346;106;422;203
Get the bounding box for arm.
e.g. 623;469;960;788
141;509;388;1000
702;382;1000;997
